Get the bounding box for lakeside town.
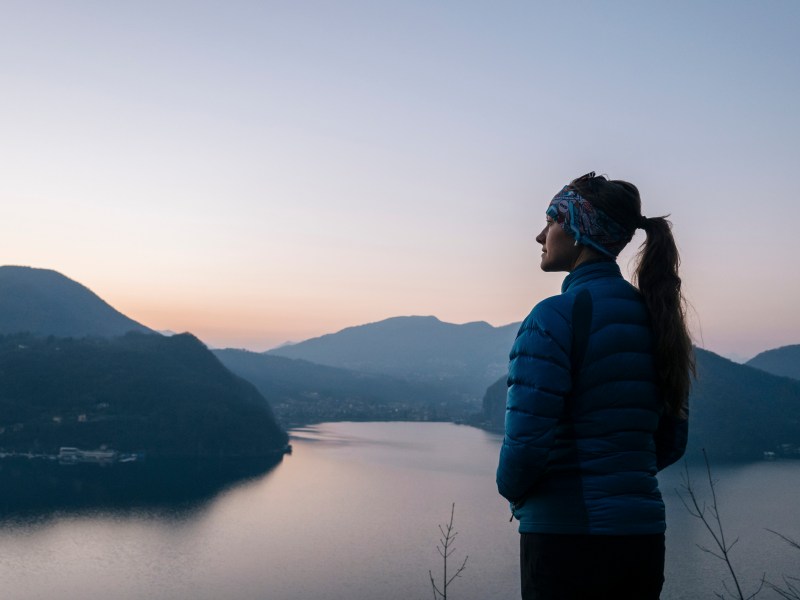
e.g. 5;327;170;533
0;446;144;464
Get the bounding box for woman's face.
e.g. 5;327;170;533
535;215;583;272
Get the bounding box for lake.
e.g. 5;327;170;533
1;422;798;599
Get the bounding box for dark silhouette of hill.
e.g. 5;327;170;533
0;265;153;337
0;332;288;457
480;377;507;432
479;348;800;460
688;348;800;459
746;344;800;380
214;349;472;426
267;316;519;399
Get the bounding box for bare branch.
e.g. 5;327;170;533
743;575;765;600
429;570;443;600
445;555;469;587
696;543;726;562
428;503;469;600
764;531;800;599
676;450;764;600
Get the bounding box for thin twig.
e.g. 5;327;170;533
429;503;469;600
764;530;800;599
767;529;800;552
677;449;762;600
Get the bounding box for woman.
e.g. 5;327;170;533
496;172;692;599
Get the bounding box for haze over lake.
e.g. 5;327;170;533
1;422;798;600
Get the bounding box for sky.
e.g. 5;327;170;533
2;1;799;361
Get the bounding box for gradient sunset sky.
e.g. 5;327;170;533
2;1;798;361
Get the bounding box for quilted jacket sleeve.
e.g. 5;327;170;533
496;300;572;503
654;413;689;471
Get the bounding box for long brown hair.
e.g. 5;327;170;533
568;173;694;418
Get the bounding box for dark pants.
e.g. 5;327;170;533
520;532;665;600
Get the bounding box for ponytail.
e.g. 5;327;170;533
634;216;694;418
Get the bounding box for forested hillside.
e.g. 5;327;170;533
0;333;288;457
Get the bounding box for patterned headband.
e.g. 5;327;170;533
546;186;633;258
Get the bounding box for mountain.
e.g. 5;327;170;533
267;316;519;399
214;349;472;426
746;344;800;380
0;265;152;337
0;332;288;457
480;348;800;460
690;348;800;459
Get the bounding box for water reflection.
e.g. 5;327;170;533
0;456;284;520
1;424;796;600
291;423;424;450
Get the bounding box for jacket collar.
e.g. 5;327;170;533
561;259;621;293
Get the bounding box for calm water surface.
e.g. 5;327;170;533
0;422;798;599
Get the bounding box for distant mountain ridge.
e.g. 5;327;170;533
0;266;152;338
267;315;519;399
746;344;800;380
6;263;797;460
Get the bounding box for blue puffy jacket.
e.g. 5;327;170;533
496;260;687;535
